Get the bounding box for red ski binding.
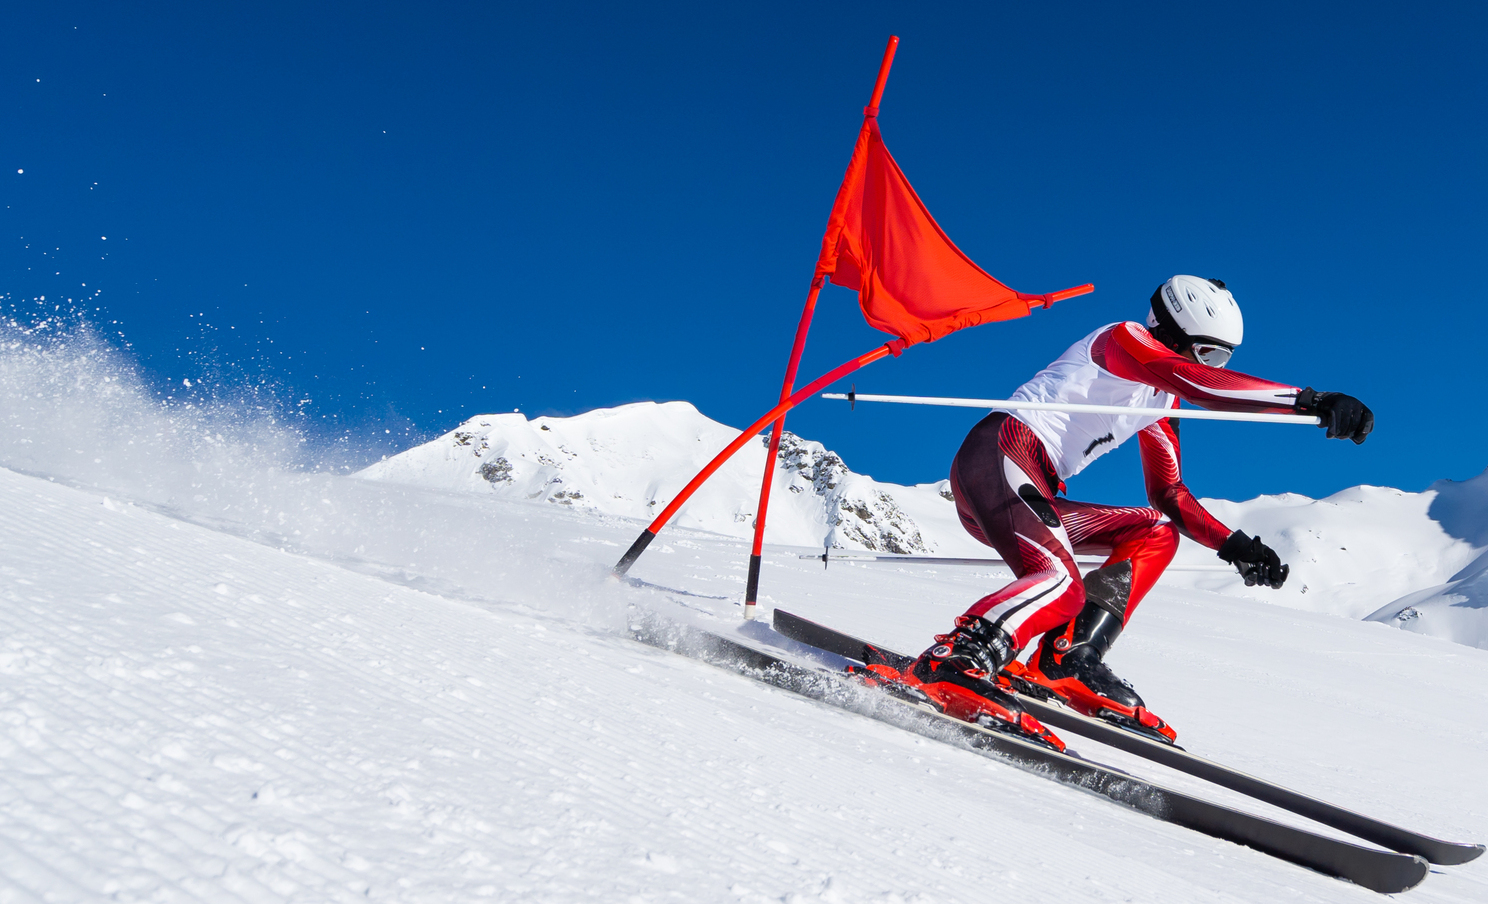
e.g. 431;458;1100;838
1004;660;1178;745
846;663;1066;753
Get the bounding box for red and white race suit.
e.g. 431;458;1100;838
951;321;1299;650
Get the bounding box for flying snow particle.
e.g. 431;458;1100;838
15;169;21;174
183;378;192;388
101;236;106;240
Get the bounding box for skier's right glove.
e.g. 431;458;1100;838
1217;530;1289;589
1296;388;1374;444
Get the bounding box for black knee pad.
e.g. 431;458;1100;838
1017;484;1062;528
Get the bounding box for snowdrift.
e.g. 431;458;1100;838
360;404;1488;650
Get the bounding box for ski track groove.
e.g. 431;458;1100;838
0;467;1478;902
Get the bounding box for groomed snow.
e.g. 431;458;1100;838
1;332;1485;901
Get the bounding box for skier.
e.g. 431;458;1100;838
909;275;1374;736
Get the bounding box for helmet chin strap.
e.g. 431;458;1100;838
1148;288;1192;353
1151;323;1188;354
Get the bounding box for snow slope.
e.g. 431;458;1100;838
3;462;1488;902
2;331;1486;901
362;403;1488;650
1167;484;1481;620
1361;471;1488;649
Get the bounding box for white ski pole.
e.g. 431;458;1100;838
800;550;1236;572
822;392;1320;425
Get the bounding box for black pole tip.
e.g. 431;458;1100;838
745;553;763;605
614;530;657;576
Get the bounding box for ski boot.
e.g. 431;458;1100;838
1007;562;1178;744
856;614;1065;752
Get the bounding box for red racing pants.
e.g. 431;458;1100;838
950;413;1178;650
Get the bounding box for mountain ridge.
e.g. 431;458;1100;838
357;401;1488;650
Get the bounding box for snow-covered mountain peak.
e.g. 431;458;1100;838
357;401;955;554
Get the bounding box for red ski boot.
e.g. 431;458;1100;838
1010;615;1176;744
848;615;1065;752
1007;563;1178;744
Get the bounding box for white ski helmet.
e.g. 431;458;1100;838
1146;275;1243;367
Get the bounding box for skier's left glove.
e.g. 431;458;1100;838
1296;388;1374;444
1217;530;1289;589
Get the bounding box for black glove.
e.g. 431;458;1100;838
1217;530;1289;589
1296;387;1374;444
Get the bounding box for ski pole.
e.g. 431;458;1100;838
822;392;1321;425
800;551;1235;572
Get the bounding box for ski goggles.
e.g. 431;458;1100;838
1191;342;1233;368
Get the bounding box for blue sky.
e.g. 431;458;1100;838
3;2;1484;507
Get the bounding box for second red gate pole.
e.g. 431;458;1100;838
742;275;823;620
741;36;899;620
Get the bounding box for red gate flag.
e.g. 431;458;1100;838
818;116;1091;346
612;37;1095;586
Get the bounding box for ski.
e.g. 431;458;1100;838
770;608;1483;867
628;610;1431;894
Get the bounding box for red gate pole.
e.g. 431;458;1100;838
741;36;900;620
863;35;899;119
742;275;823;618
612;339;906;578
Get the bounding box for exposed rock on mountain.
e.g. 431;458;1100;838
355;401;959;553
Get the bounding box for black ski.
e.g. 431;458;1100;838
629;610;1430;894
771;608;1482;867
